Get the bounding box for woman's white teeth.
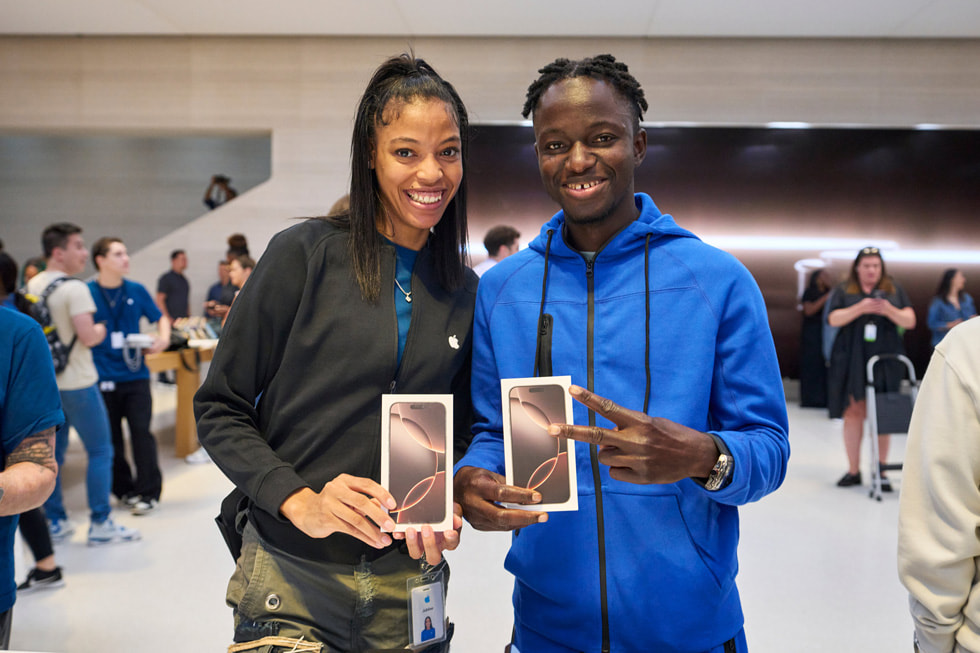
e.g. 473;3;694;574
568;181;600;190
407;190;441;204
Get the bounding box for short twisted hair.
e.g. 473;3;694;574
522;54;648;126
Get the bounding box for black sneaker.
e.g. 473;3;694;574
130;497;159;516
17;566;65;593
836;472;862;487
879;464;893;492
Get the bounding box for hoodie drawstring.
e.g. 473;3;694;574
533;229;555;377
534;228;653;405
643;233;652;413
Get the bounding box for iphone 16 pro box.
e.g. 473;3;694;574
381;395;453;532
501;377;577;512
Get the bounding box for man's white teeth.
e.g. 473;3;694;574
567;181;600;190
407;191;441;204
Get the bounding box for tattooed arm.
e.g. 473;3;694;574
0;427;58;517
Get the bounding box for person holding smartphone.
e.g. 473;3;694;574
195;54;476;652
454;55;789;653
826;247;916;490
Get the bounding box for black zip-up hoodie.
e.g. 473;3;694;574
195;218;477;564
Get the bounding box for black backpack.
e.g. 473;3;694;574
15;277;78;374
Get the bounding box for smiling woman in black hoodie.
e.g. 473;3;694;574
194;54;477;653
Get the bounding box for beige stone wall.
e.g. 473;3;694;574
2;35;979;303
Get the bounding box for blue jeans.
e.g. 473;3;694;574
44;384;114;524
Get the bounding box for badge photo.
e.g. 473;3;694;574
408;578;446;648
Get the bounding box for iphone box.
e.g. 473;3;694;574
381;395;454;532
501;376;578;512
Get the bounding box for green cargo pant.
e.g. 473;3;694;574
227;522;451;653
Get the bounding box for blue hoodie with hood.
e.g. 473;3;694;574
457;193;790;653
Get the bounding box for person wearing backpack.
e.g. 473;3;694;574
26;223;140;546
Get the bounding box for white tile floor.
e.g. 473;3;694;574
11;382;913;652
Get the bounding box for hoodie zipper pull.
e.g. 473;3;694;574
585;259;595;280
388;380;397;394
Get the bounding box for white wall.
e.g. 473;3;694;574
2;35;979;309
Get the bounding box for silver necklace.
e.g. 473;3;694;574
100;284;124;309
394;277;412;303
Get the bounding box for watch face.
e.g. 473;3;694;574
705;454;732;491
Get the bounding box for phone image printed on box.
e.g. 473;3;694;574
381;395;453;532
502;376;577;512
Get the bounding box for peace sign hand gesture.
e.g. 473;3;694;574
547;385;720;485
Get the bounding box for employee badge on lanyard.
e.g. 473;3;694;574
406;567;446;649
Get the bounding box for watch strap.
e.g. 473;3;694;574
699;433;734;492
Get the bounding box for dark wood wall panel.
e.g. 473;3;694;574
467;125;980;378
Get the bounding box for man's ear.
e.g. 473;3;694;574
633;127;648;166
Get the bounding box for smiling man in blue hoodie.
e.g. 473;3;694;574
454;55;790;653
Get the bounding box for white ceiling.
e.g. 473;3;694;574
2;0;980;38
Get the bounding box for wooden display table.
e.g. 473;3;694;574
145;344;215;457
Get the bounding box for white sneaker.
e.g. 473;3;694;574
184;447;212;464
87;519;141;546
130;498;159;516
47;518;76;543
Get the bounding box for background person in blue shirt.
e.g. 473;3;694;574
0;251;17;311
88;237;170;516
0;248;66;593
927;268;976;348
204;260;235;331
0;299;62;646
